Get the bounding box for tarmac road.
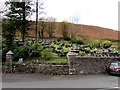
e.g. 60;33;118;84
2;74;120;88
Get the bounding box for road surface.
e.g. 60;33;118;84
2;74;120;88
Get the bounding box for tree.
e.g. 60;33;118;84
47;17;56;38
4;0;33;46
60;21;69;38
2;18;16;50
38;18;47;39
35;0;44;44
69;17;79;39
35;0;38;44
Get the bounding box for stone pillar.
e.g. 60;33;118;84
67;51;76;75
6;50;13;73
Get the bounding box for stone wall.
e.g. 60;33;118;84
69;56;120;74
2;56;120;75
2;63;69;75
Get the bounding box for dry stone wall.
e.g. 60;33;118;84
2;56;120;75
69;56;120;74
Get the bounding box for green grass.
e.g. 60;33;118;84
22;52;67;64
51;53;59;58
46;52;67;63
12;58;35;64
46;57;67;63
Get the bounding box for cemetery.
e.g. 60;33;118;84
1;1;120;75
2;38;120;75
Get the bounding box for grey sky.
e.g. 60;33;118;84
0;0;119;30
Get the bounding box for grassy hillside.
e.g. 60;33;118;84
18;22;120;41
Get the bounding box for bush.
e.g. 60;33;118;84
13;44;42;61
2;47;9;62
41;50;53;60
63;37;71;41
90;40;101;48
13;46;29;61
29;44;42;57
59;37;71;41
100;40;112;49
2;40;17;62
71;39;83;44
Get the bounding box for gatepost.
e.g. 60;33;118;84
67;51;76;75
5;50;13;73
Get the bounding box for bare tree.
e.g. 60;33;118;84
47;17;56;38
38;18;47;39
60;21;69;38
70;17;79;39
35;0;44;44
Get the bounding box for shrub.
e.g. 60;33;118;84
41;50;53;60
13;44;42;61
90;40;101;48
2;40;17;62
29;44;42;57
59;37;71;41
71;39;83;44
100;40;112;49
63;37;71;41
13;46;29;61
2;47;9;62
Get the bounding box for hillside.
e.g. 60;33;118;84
22;22;120;41
75;24;119;41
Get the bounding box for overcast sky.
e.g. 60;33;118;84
0;0;119;30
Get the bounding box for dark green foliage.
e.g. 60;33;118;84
2;44;9;62
62;36;71;41
13;46;29;61
4;1;33;45
71;39;84;44
2;19;17;49
29;44;42;57
41;49;53;60
2;38;17;62
13;44;42;61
